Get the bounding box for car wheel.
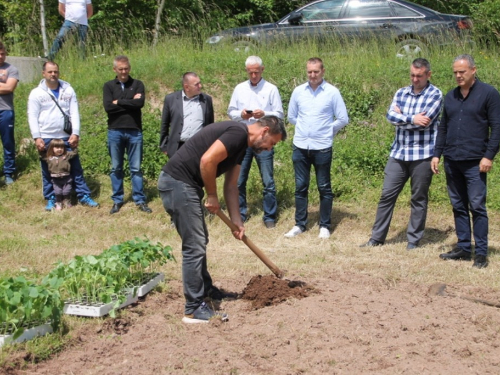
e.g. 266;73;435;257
395;39;426;60
232;40;256;53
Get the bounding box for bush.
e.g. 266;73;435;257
470;0;500;44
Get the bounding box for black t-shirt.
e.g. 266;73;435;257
162;121;248;188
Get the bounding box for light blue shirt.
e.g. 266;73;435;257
227;78;283;125
180;91;204;141
288;80;349;150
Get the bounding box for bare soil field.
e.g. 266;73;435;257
5;272;500;374
1;180;500;375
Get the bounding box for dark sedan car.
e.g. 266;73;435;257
206;0;472;58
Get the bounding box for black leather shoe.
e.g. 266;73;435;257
473;254;489;269
360;239;383;247
137;203;152;213
110;203;123;214
264;221;276;229
407;242;419;250
439;247;471;261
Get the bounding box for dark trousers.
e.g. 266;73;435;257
371;157;433;244
52;175;73;200
292;145;333;231
158;171;214;314
0;110;15;176
237;147;277;223
444;159;488;256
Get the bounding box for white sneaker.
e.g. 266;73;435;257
318;227;330;239
284;226;303;238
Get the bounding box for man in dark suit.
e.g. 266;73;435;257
160;72;214;157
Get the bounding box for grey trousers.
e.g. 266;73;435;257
158;171;213;315
371;157;433;244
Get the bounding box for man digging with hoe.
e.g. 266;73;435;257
158;116;287;323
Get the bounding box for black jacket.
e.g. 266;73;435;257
159;91;214;157
103;77;145;130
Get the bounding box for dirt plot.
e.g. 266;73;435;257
6;271;500;375
241;275;317;309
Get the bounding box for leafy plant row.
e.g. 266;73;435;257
0;238;175;340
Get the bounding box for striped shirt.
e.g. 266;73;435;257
386;82;442;161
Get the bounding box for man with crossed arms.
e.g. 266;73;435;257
361;58;442;250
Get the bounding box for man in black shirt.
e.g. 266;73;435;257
158;116;286;323
103;55;151;215
431;54;500;268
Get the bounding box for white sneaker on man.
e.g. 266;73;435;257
318;227;330;239
284;226;303;238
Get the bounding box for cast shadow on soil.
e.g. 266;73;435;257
305;206;357;232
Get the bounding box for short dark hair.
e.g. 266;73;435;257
43;61;59;71
182;72;199;85
412;58;431;72
257;115;287;142
0;41;5;52
454;54;476;68
307;57;324;69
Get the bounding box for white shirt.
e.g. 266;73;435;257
60;0;91;26
227;78;283;124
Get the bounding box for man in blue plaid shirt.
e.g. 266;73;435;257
361;58;442;250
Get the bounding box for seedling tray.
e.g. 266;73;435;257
132;273;164;297
63;293;139;317
0;323;53;347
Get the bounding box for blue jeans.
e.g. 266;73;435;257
237;147;277;223
48;20;88;60
292;145;333;231
41;138;91;199
444;159;488;256
0;110;15;176
107;129;146;205
158;171;214;315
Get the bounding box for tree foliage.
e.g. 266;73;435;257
0;0;499;54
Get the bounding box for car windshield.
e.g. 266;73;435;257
391;2;422;17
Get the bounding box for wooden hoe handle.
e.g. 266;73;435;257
216;210;284;279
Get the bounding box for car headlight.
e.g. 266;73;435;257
206;35;224;44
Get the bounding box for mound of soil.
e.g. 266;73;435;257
241;274;317;309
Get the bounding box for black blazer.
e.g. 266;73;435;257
159;91;214;157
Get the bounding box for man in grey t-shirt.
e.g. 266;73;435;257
0;42;19;185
